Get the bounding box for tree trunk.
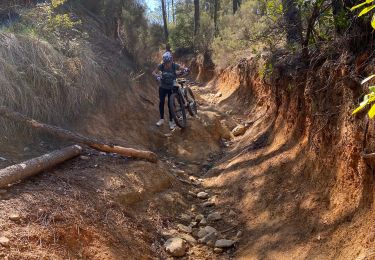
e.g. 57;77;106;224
161;0;169;42
0;106;158;163
172;0;175;24
194;0;200;36
167;0;170;23
233;0;240;14
214;0;219;36
281;0;303;45
0;145;82;188
302;1;321;59
331;0;345;34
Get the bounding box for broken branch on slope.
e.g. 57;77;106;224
0;106;158;163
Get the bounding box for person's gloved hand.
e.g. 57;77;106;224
156;76;161;82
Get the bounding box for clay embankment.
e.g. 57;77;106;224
203;53;375;259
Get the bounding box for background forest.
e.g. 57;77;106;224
4;0;371;71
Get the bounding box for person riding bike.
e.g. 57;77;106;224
152;52;188;130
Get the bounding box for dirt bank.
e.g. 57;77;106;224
202;51;375;259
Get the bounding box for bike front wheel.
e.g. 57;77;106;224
169;93;187;128
185;87;198;117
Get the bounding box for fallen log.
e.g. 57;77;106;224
0;106;158;163
0;145;82;188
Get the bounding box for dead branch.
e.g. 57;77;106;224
0;106;158;163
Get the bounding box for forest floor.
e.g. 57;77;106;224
0;67;369;260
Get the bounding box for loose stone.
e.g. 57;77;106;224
177;224;192;233
164;237;186;257
214;247;224;253
215;239;235;248
198;232;217;245
204;226;217;234
207;212;222;221
9;213;20;221
202;201;215;207
0;237;10;247
178;233;197;244
197;191;209;199
197;228;208;238
180;213;192;222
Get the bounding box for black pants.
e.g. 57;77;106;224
159;87;173;121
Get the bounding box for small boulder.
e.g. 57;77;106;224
0;237;10;247
197;192;209;199
198;232;217;245
197;228;208;238
207;212;222;221
80;155;90;160
202;201;215;207
236;231;243;238
9;213;20;221
177;224;192;234
214;247;224;253
160;229;178;238
215;239;235;248
205;226;217;234
179;233;197;244
165;237;186;257
180;214;192;222
191;205;197;212
232;125;247;136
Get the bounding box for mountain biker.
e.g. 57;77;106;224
152;52;188;130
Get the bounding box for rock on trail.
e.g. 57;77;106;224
197;191;209;199
207;212;222;221
215;239;235;248
232;124;247;136
0;236;10;247
177;224;192;233
165;237;186;257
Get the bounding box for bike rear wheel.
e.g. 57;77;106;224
169;93;187;128
185;87;198;116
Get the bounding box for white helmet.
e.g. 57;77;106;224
162;52;173;63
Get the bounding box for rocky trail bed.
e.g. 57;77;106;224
157;157;242;259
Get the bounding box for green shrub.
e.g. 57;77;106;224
194;12;215;52
212;0;283;68
169;13;194;51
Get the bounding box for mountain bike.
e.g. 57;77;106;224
169;78;198;129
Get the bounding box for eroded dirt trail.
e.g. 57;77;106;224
0;54;368;260
0;76;245;259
